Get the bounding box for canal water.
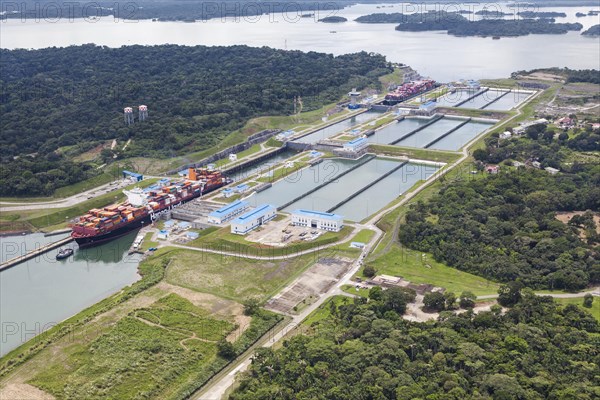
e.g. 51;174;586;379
428;121;495;151
484;91;532;111
229;149;296;182
294;110;382;144
436;89;532;110
247;158;359;208
367;118;429;145
284;158;398;213
334;162;440;221
246;157;440;221
395;117;463;148
0;232;141;356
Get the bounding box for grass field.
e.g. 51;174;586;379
351;228;375;244
165;249;320;302
187;225;354;258
302;295;353;326
28;294;233;400
214;143;262;167
364;244;499;296
341;284;370;298
369;144;460;164
140;232;159;251
553;297;600;322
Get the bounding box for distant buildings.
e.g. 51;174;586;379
291;209;344;232
485;165;500;174
545;167;560;175
499;131;512;140
556;117;575;128
231;204;277;235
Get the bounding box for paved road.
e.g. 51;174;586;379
477;288;600;300
0;179;132;211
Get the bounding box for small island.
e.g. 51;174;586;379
582;24;600;36
576;12;586;17
474;10;512;18
318;16;347;23
517;11;567;18
355;11;583;37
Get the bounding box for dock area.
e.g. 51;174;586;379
0;236;74;271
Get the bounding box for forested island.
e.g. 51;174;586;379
318;16;348;23
582;24;600;36
0;45;390;196
355;11;583;36
517;11;567;18
0;0;349;22
231;292;599;399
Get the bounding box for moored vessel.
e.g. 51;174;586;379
71;167;230;247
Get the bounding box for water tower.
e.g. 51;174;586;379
348;88;361;110
124;107;134;125
139;105;148;121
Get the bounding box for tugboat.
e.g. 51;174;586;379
56;248;74;260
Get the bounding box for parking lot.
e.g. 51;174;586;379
245;215;323;247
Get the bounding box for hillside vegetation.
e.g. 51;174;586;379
0;44;390;195
232;292;599;399
399;125;600;291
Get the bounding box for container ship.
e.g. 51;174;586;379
71;167;230;247
383;80;436;105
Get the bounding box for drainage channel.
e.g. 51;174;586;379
424;118;472;149
454;88;489;107
480;89;511;109
389;114;444;146
276;154;376;211
326;161;409;213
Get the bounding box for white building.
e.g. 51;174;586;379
545;167;560;175
231;204;277;235
207;200;249;224
499;131;512;140
291;209;344;232
229;154;238;162
343;137;369;153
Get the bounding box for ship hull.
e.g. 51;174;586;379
72;180;227;248
74;214;153;248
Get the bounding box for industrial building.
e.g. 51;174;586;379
343;137;369;154
291;209;344;232
123;170;143;182
207;200;249;224
417;100;437;115
230;204;277;235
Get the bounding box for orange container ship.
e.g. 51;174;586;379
71;167;230;247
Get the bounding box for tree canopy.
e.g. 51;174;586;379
0;44;390;195
231;294;599;399
398;127;600;291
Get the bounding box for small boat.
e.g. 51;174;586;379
56;248;74;260
492;36;500;40
330;31;337;33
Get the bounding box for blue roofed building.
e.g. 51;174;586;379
343;137;369;153
230;204;277;235
291;209;344;232
123;170;143;182
419;100;437;114
207;200;250;224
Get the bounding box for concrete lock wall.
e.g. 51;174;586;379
166;129;281;175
